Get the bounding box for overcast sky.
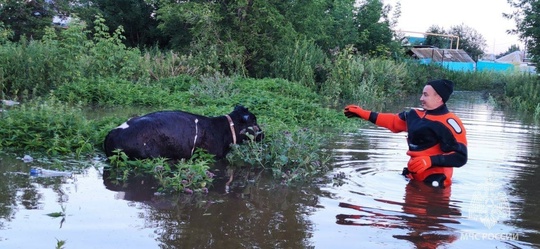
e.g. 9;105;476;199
384;0;523;54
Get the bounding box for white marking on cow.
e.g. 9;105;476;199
447;118;462;134
116;122;129;129
191;118;199;156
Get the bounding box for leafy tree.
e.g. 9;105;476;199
156;0;250;75
0;0;54;41
156;0;361;77
46;0;72;17
389;1;401;29
36;0;404;78
424;25;452;49
71;0;166;48
279;0;357;50
354;0;401;56
0;22;14;43
448;24;487;61
497;44;521;58
505;0;539;65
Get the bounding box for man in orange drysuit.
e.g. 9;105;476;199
344;79;467;187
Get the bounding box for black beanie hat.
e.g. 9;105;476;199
427;79;454;103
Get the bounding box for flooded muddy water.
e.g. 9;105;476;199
1;92;539;248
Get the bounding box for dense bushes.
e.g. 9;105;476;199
503;74;540;119
0;97;98;156
0;17;145;97
54;77;190;107
0;16;498;106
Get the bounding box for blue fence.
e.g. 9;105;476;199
413;58;537;74
418;59;475;72
477;61;514;72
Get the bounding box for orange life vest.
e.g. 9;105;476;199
372;106;467;186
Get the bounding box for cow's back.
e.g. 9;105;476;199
104;111;207;160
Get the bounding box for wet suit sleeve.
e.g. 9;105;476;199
368;111;408;133
344;105;407;133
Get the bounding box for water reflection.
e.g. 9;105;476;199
507;121;540;245
394;182;460;248
337;181;461;248
142;181;317;249
102;167;320;249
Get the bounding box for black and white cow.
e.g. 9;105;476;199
103;105;263;160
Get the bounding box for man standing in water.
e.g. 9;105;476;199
343;79;468;187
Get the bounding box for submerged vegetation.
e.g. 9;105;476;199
1;16;539;194
106;149;215;194
0;96;99;156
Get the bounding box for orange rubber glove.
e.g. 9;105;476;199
407;156;432;174
344;105;371;120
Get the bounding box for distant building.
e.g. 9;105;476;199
404;46;536;74
406;47;475;72
52;15;71;28
401;36;426;46
478;51;536;74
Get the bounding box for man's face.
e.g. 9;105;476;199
420;85;443;110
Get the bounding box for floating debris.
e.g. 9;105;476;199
29;167;73;177
1;100;20;106
22;155;33;163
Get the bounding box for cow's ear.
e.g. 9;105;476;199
235;105;248;112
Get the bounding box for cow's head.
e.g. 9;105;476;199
230;105;264;143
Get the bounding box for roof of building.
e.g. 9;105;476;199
495;51;525;63
401;36;426;45
407;48;475;63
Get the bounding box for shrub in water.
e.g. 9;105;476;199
0;97;98;156
106;149;215;194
